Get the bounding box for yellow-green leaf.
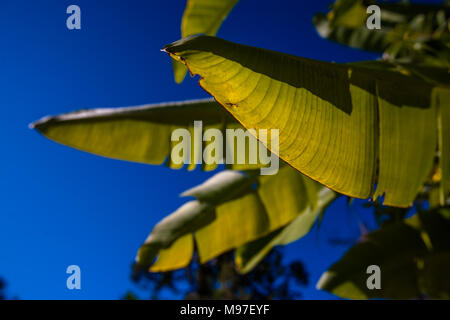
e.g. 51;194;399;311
173;0;239;83
193;166;322;264
163;35;450;207
136;201;215;271
373;84;437;206
172;60;189;84
31;99;268;172
136;166;327;271
181;0;238;38
235;187;336;274
149;234;194;272
437;88;450;204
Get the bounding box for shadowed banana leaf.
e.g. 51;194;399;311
317;209;450;299
31;98;272;171
163;35;450;207
136;166;329;272
313;13;388;53
173;0;239;83
314;0;450;56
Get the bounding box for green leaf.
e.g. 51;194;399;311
317;209;450;299
136;166;328;272
137;170;251;272
138;201;213;272
181;0;239;38
194;166;320;264
313;13;389;53
180;170;254;203
172;60;189;84
163;35;450;207
235;187;336;274
372;86;437;206
437;88;450;203
173;0;239;83
31;99;268;172
314;0;450;54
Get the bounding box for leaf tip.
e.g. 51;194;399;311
29;116;51;132
162;34;206;54
316;271;334;290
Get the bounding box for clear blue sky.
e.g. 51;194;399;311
0;0;427;300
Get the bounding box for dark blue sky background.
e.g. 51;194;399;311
0;0;430;300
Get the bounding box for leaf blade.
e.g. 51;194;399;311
164;35;449;206
173;0;239;83
31;98;269;171
236;187;336;274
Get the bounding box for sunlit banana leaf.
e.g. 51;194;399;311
138;201;213;273
163;35;450;207
31;98;270;171
173;0;239;83
235;187;336;274
136;166;328;272
317;209;450;299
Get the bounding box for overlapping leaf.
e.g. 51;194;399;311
235;187;336;274
163;35;450;207
173;0;239;83
136;166;329;272
314;0;450;55
317;209;450;299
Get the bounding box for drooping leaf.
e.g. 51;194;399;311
147;234;194;273
235;187;336;274
172;60;189;84
136;166;329;272
317;209;450;299
173;0;239;83
137;170;253;271
372;87;437;206
163;35;450;207
31;99;268;171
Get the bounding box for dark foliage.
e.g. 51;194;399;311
125;249;308;300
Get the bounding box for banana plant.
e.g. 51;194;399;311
163;34;449;207
31;0;450;299
31;98;336;273
136;166;335;273
31;0;336;276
